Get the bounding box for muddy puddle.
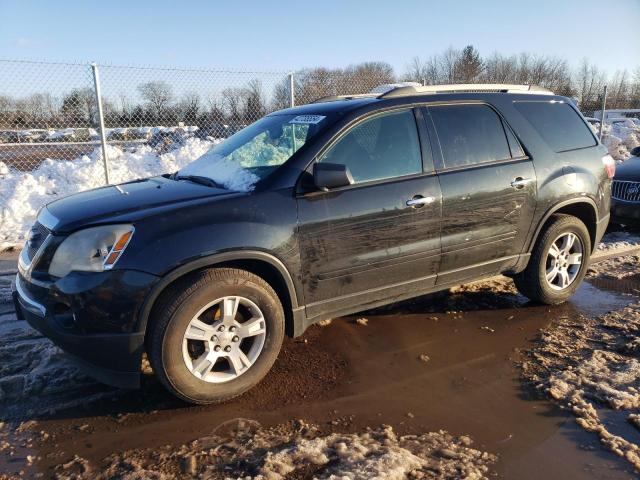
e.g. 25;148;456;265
1;273;639;479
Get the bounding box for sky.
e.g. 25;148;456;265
0;0;638;76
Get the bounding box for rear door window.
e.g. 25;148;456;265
428;104;512;169
513;101;596;152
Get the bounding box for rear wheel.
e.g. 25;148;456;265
513;214;591;304
147;268;284;404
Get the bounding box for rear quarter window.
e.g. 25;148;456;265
513;101;596;153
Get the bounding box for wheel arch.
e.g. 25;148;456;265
138;250;302;339
527;198;598;255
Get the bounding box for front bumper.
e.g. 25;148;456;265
12;269;158;389
611;199;640;226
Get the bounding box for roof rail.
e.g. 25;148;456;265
313;93;379;103
311;83;554;104
380;83;554;98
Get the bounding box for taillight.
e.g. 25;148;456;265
602;154;615;179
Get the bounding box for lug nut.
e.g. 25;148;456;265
224;345;232;352
229;326;237;332
232;335;240;342
218;325;226;332
211;335;218;342
213;345;221;352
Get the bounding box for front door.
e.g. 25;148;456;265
297;108;442;320
423;103;537;285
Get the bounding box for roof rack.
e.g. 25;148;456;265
313;93;379;103
379;83;554;98
311;83;554;103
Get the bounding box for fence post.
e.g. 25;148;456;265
91;63;110;185
288;72;295;108
598;85;608;142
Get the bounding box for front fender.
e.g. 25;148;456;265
135;249;301;334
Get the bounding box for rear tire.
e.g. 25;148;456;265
147;268;284;404
513;214;591;305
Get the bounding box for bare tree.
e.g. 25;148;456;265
222;87;246;124
178;92;201;124
137;81;173;120
271;78;291;111
404;56;427;84
439;47;461;83
609;70;631;109
344;62;395;92
575;59;606;112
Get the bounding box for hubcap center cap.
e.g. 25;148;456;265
214;329;235;345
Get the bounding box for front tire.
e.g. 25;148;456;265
514;214;591;305
147;268;284;404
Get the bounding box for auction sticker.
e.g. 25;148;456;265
289;115;326;124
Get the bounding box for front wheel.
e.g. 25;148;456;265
513;214;591;305
147;268;285;404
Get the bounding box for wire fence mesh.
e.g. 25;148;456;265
0;59;294;173
0;60;99;172
0;58;638;179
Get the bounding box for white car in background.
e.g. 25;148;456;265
609;118;639;129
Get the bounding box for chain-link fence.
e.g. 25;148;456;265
0;60;295;177
1;58;637;181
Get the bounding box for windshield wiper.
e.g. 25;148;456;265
174;174;225;189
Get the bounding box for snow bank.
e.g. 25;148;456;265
597;231;640;252
598;122;640;161
51;420;496;479
0;138;219;250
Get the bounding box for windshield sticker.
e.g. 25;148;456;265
289;115;326;125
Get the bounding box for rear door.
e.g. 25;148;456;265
423;103;537;284
296;108;442;320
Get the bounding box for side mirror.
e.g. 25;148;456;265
631;146;640;157
313;163;354;190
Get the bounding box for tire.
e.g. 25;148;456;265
147;268;285;404
513;214;591;305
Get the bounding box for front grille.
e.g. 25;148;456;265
25;221;50;262
612;180;640;203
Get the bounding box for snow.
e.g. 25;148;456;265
50;421;496;479
597;231;640;252
522;255;640;472
0;138;225;250
598;122;640;161
178;149;259;192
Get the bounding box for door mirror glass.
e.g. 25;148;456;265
313;162;354;190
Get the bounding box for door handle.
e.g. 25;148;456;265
406;196;435;208
510;177;533;189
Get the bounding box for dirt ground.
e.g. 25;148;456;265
0;241;639;479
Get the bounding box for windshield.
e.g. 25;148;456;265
178;113;327;191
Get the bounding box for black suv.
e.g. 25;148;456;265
12;84;613;404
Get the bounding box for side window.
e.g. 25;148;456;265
505;125;525;157
513;101;596;152
318;109;422;184
429;104;512;169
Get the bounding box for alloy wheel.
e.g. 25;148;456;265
545;232;583;291
181;296;266;383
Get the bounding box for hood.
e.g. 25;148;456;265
614;156;640;181
42;176;235;233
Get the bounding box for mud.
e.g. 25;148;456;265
0;247;638;478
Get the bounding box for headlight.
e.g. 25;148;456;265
48;224;134;278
